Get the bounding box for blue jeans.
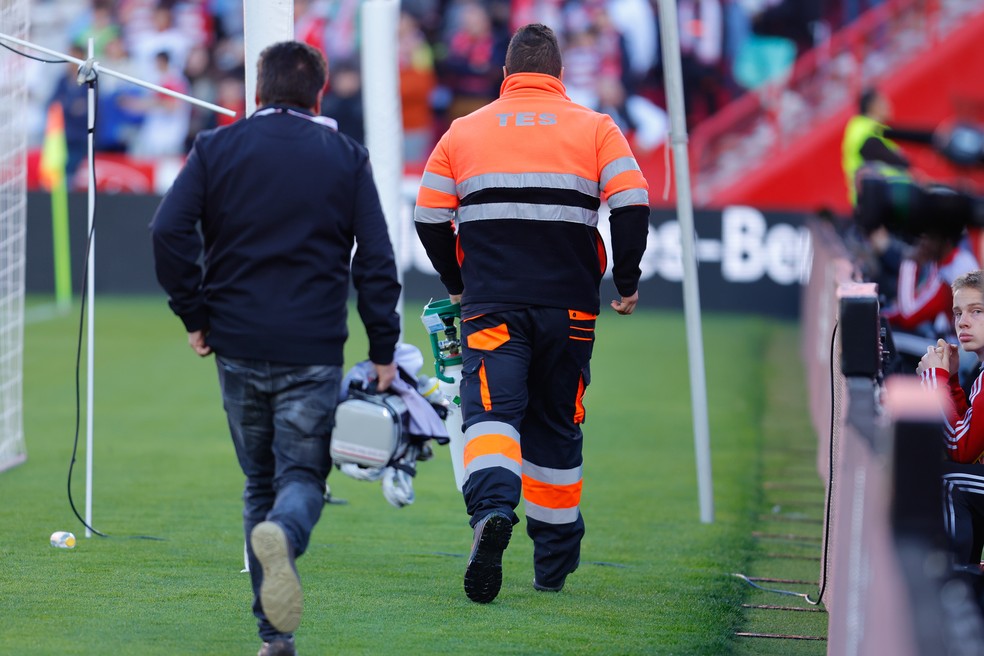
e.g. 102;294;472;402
215;356;341;641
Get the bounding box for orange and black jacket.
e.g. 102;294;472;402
413;72;650;315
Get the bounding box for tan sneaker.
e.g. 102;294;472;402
251;521;303;633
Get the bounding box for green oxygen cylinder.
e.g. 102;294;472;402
420;298;465;490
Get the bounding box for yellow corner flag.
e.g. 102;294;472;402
38;102;68;191
38;101;72;309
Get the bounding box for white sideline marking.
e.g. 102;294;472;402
25;303;71;325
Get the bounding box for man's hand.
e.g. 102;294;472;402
188;330;212;357
373;361;397;391
611;291;638;315
449;293;462;305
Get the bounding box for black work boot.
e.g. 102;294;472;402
464;511;513;603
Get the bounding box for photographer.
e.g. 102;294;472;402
840;88;927;307
842;87;933;207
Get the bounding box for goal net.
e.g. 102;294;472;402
0;1;29;473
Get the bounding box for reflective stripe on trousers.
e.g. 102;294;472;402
459;306;593;585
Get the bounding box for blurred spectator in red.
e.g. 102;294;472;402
296;0;329;60
510;0;563;33
399;11;437;166
439;0;507;120
321;60;364;144
130;50;192;158
213;75;246;127
678;0;726;127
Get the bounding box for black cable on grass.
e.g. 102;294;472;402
732;573;816;602
734;321;838;607
805;320;838;606
67;195;108;537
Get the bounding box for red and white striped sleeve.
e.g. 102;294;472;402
921;366;984;463
884;260;951;330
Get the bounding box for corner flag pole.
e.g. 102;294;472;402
0;31;235;537
655;0;715;523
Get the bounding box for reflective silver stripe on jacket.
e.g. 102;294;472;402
414;205;456;224
607;188;650;209
458;203;599;226
600;156;642;189
457;172;600;198
420;171;457;196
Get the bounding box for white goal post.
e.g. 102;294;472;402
0;0;29;474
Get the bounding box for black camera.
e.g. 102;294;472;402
854;122;984;242
936;121;984;168
855;174;982;242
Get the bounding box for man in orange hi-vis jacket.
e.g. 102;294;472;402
414;23;650;604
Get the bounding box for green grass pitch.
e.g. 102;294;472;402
0;296;815;654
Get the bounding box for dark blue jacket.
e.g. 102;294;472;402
150;105;401;365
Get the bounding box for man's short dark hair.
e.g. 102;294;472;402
504;24;562;78
859;88;880;116
257;41;328;109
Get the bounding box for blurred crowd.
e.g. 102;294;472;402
38;0;886;178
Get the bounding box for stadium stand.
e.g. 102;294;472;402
692;0;984;213
22;0;979;200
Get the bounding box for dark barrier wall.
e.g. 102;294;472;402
27;192;161;295
26;192;810;318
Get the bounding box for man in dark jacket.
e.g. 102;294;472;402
150;41;401;656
